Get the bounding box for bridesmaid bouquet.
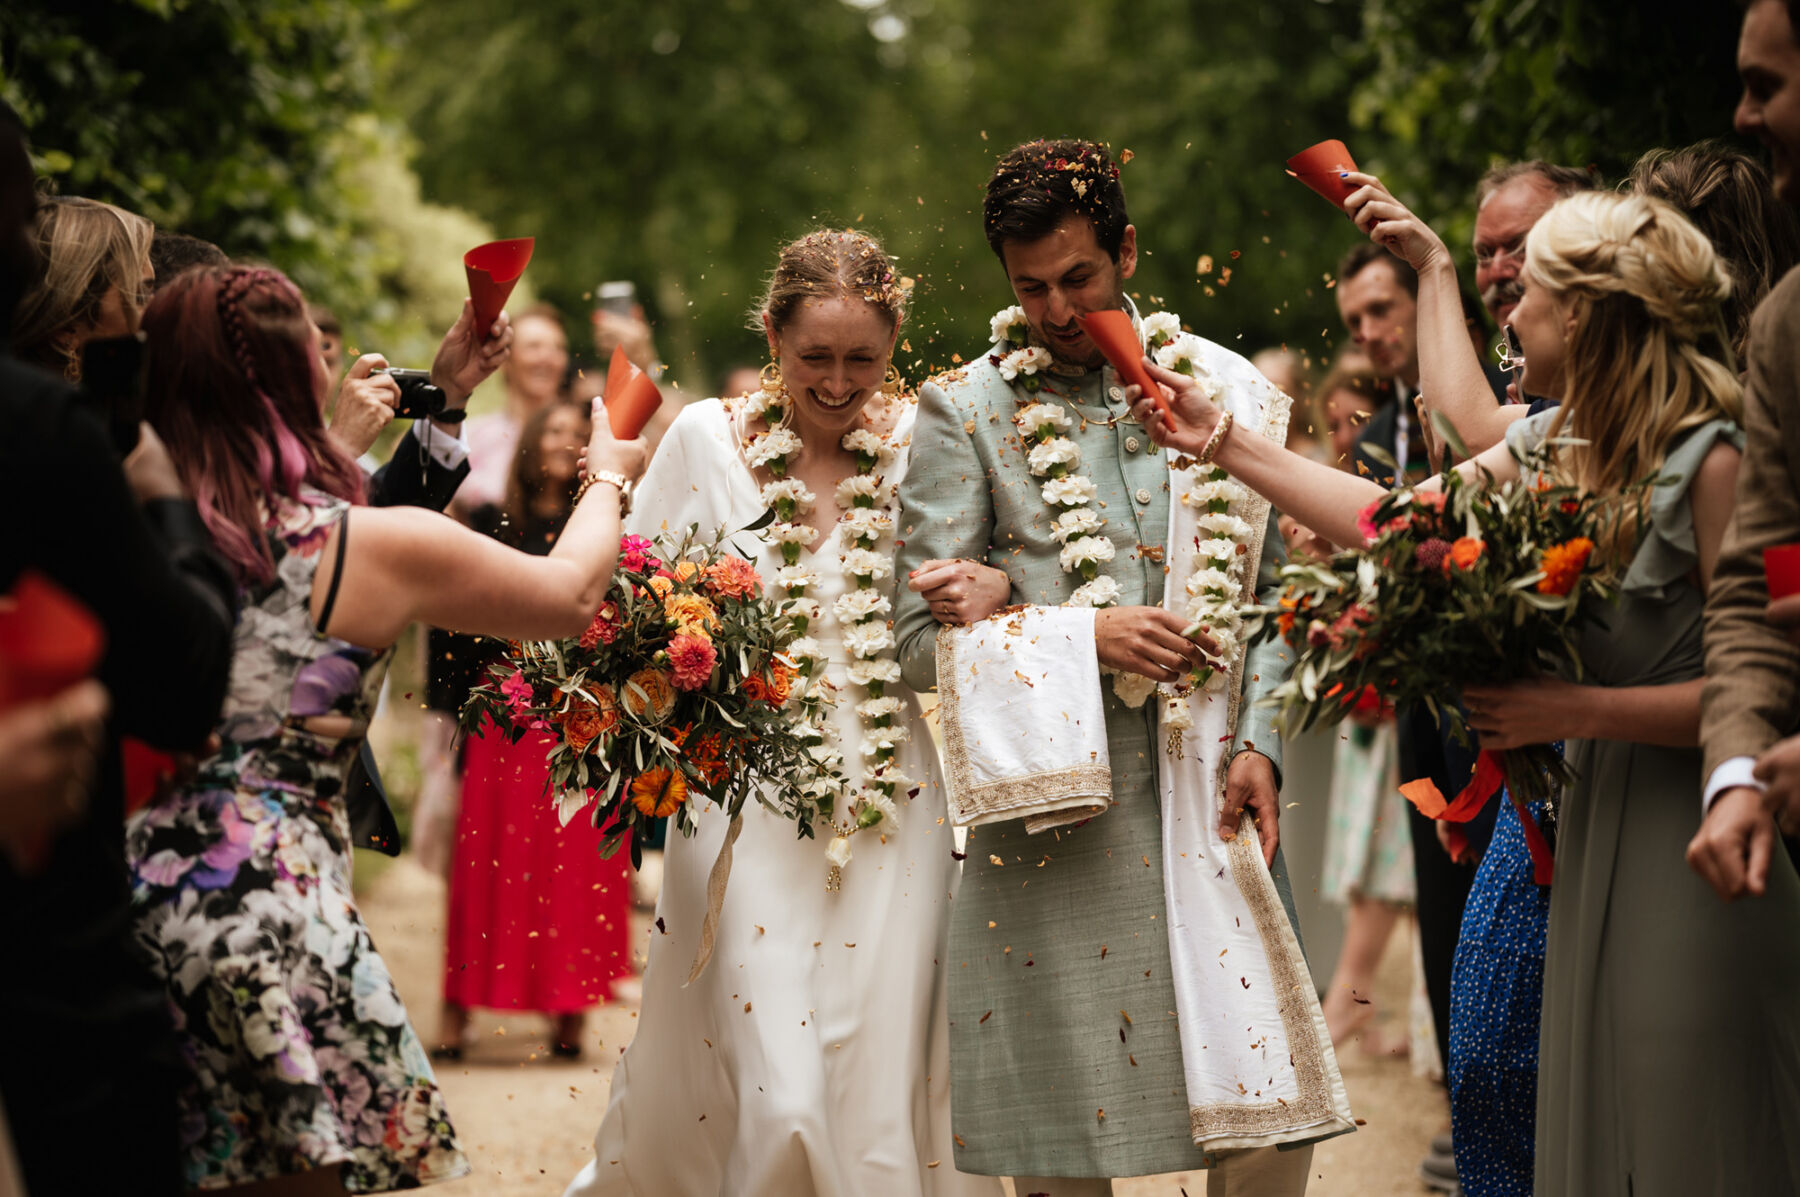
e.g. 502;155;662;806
1242;444;1630;811
460;527;839;865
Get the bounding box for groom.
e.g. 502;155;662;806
894;140;1326;1197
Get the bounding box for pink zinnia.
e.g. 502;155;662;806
667;634;718;691
1355;500;1382;546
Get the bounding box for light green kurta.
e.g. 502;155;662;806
893;341;1303;1179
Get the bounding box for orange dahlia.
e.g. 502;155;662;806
1537;537;1595;596
704;555;762;599
629;768;687;818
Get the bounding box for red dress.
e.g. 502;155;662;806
442;720;633;1012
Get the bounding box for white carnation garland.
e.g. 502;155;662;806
992;304;1253;710
739;377;913;889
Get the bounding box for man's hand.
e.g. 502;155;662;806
1093;605;1210;684
0;680;109;872
328;354;400;457
431;299;513;411
1223;749;1280;867
1752;733;1800;837
908;558;1011;625
1687;785;1777;901
1766;594;1800;646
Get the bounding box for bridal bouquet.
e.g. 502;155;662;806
1242;444;1629;812
460;528;839;865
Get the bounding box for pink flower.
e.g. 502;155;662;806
500;669;537;727
619;534;655;574
1413;490;1447;513
1355;500;1382;546
667;634;717;691
579;601;621;649
1415;538;1452;573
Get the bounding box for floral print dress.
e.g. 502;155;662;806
127;493;468;1192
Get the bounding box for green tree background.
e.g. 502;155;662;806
0;0;1753;399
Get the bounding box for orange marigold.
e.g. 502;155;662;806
629;768;687;818
1537;537;1595;596
1449;537;1486;571
621;668;677;723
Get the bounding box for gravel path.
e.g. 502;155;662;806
360;856;1448;1197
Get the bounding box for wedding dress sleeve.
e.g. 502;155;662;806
625;400;746;549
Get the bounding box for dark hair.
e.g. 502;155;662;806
983;139;1129;260
502;399;589;542
1337;242;1418;298
1476;160;1600;209
752;228;906;335
1629;140;1800;363
141;265;365;584
149;230;227;290
1318;366;1392;412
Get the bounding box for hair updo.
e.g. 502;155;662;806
1526;190;1742;557
753;229;907;337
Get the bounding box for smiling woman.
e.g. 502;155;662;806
11;195;154;381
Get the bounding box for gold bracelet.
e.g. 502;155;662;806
1196;410;1235;466
576;469;632;516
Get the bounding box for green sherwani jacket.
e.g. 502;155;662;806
893;339;1303;1179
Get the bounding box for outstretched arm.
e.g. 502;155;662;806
892;379;999;692
1342;173;1526;455
317;398;649;649
1129;363;1521;549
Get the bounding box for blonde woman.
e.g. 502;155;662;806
11;195;153;379
1129;189;1800;1197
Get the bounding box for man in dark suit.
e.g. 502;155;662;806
1692;0;1800;898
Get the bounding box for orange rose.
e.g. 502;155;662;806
629;768;687;818
558;693;616;753
663;593;719;640
1537;536;1595;597
741;674;769;704
674;561;700;582
765;660;795;706
621;668;677;723
648;575;675;598
1449;537;1486;571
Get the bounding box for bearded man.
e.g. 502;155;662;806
894;139;1351;1197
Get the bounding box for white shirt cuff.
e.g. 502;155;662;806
1703;756;1765;815
421;425;471;471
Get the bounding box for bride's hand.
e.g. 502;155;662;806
1341;171;1452;275
909;558;1011;625
1125;361;1221;456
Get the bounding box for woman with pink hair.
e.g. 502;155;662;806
125;264;647;1196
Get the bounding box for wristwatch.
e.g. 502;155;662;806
580;469;633;516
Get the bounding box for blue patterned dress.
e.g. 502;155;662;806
126;493;468;1192
1447;786;1552;1197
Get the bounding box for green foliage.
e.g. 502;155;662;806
1349;0;1746;265
388;0;1369;390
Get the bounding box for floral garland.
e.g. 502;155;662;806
991;304;1253;710
740;379;913;889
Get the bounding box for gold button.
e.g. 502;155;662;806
1124;436;1142;453
1135;488;1153;504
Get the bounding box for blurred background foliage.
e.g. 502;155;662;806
1;0;1746;395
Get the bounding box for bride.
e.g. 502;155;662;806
565;230;1004;1197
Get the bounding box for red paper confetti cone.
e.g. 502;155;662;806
1077;310;1174;420
602;345;664;439
0;571;105;710
1285;139;1361;211
1765;544;1800;600
464;238;535;334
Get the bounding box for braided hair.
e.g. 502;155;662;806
142;264;366;584
1528;191;1742;560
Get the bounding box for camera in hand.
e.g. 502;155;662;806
372;368;447;421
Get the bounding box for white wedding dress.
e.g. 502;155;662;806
566;399;1000;1197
